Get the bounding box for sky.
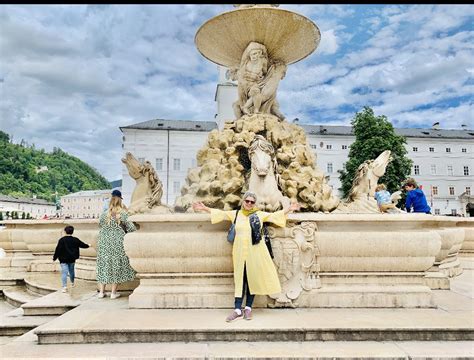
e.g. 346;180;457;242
0;4;473;181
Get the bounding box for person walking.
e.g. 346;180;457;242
193;191;300;322
53;225;90;292
96;190;137;299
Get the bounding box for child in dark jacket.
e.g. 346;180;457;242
53;225;90;292
403;178;431;214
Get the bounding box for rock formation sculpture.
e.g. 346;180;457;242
122;152;171;215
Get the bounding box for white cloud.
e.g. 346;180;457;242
0;4;472;181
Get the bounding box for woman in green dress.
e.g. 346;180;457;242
96;190;136;299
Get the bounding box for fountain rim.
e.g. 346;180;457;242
194;6;321;68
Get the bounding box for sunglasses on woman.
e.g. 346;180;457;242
244;199;256;204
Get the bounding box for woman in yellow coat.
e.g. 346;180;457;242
193;191;300;322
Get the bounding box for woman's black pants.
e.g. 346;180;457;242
234;264;255;309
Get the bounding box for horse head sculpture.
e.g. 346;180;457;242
121;152;165;215
247;135;290;211
348;150;392;201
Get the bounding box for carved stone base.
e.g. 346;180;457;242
424;271;450;290
128;273;240;309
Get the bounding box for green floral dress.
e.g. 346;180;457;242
96;211;137;284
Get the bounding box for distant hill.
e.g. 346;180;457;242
0;130;110;202
110;179;122;189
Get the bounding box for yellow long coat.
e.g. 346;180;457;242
211;208;287;297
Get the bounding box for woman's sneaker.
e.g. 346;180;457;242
61;287;67;293
97;292;105;298
225;310;243;322
243;308;252;320
110;292;121;300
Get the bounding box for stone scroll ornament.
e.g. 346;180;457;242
266;221;321;308
121;152;171;215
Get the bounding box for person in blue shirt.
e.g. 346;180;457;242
374;183;395;213
403;178;431;214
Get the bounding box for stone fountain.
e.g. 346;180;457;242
0;5;471;312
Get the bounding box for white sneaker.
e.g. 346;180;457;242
61;287;67;293
97;292;105;298
71;282;75;288
110;292;121;299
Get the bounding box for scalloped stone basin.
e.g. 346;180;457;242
124;213;463;309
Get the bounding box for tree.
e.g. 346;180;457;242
0;212;3;221
339;107;413;198
21;212;26;219
0;130;9;143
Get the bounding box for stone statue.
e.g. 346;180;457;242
335;150;398;213
121;152;171;215
247;135;290;211
229;42;287;120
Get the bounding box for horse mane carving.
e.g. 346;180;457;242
122;152;168;215
348;160;374;201
141;161;163;208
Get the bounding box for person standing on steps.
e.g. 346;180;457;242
96;190;137;299
193;191;300;322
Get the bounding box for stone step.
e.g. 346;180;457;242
0;307;55;336
0;269;25;289
21;286;97;316
2;286;40;308
24;274;59;296
35;296;474;344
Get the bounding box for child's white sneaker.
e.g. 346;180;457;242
71;282;75;288
61;287;67;293
110;292;121;299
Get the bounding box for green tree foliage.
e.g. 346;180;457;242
0;131;110;202
0;212;3;221
339;107;413;198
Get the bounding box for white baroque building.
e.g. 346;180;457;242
60;190;112;219
0;194;56;219
120;67;474;217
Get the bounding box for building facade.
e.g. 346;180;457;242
119;66;473;216
60;190;112;219
0;194;56;219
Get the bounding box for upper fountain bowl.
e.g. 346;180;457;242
195;6;321;67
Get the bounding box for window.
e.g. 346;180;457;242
432;186;438;195
434;209;440;215
430;164;436;175
412;147;418;152
326;144;332;150
414;165;420;175
173;158;180;171
310;144;317;149
342;145;348;150
173;181;181;194
155;158;163;171
446;148;451;153
138;157;145;164
462;148;467;153
449;186;455;196
466;187;471;196
464;166;470;176
327;163;333;173
447;165;453;176
451;209;457;216
429;147;434;152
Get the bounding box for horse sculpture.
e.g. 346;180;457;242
336;150;395;213
121;152;170;215
247;135;290;211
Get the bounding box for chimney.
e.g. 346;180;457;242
432;122;440;130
